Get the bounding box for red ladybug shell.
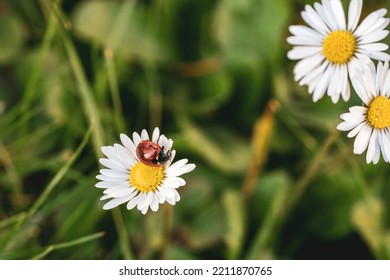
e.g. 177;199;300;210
136;140;161;166
136;139;172;167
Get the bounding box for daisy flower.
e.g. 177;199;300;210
95;127;196;214
287;0;390;103
337;61;390;164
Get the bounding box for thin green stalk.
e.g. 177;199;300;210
104;48;126;133
21;0;60;111
49;3;104;156
0;213;26;231
161;204;173;260
247;129;339;259
31;231;105;260
285;129;340;213
0;141;24;208
102;0;135;132
112;208;134;260
59;33;104;156
17;0;60;152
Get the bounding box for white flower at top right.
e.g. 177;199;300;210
287;0;390;103
337;61;390;164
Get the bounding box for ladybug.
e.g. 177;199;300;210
136;140;172;167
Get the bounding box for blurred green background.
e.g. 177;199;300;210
0;0;390;260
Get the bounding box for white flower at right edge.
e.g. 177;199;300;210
337;61;390;163
287;0;390;103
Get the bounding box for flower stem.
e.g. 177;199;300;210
161;204;173;259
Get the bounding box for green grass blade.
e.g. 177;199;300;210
31;231;105;260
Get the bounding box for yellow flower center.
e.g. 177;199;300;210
129;162;164;193
322;30;356;64
367;96;390;129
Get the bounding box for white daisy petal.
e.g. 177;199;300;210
366;129;378;163
380;132;390;162
351;76;370;105
313;63;332;102
167;163;197;177
287;36;322;46
100;194;110;201
327;64;340;97
353;124;372;154
342;78;351;101
152;127;160;142
330;0;346;30
101;147;132;170
379;62;389;93
100;169;129;178
348;0;362;31
337;121;359;131
350;106;367;114
293;54;325;81
321;0;339;30
141;206;148;215
105;188;135;198
287;46;322;60
99;158;127;172
136;193;148;210
141;129;149;140
340;112;366;124
172;189;180;202
126;193;142;210
359;43;389;52
150;193;159;212
354;9;387;37
347;122;366;138
103;184;131;194
301;5;330;35
376;61;384;93
364;52;390;62
132;132;142;147
113;144;138;165
288;25;323;40
165;197;176;206
95;181;118;188
158;186;175;199
298;60;329;86
103;194;135;210
358;30;389;45
120;133;138;160
96;174;126;182
140;192;154;211
155;189;166;204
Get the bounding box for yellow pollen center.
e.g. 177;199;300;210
323;30;356;64
129;162;165;193
367;96;390;129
